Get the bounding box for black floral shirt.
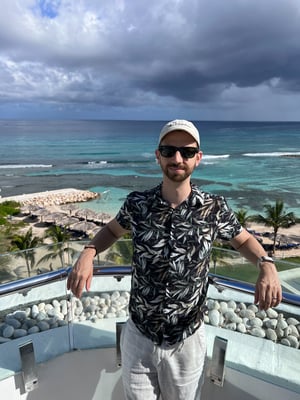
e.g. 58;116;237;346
116;183;242;345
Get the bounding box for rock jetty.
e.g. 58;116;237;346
0;188;99;207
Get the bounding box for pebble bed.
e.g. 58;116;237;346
0;292;299;349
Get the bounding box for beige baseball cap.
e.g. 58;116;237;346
158;119;200;148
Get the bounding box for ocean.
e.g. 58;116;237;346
0;120;299;217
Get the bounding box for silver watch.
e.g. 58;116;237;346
257;255;275;268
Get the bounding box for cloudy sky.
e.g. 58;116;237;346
0;0;300;121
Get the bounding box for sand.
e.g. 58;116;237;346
247;222;300;258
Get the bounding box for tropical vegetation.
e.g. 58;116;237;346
37;225;77;269
251;200;297;254
105;233;133;264
0;201;20;225
234;208;253;228
10;228;43;277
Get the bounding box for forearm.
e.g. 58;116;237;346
86;226;119;255
232;234;267;266
85;218;128;256
67;218;128;298
230;229;272;266
230;229;282;309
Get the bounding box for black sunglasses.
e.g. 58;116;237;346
158;145;199;159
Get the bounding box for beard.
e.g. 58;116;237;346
162;162;194;182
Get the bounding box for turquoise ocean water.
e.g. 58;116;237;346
0;120;299;217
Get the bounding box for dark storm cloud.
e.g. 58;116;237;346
0;0;300;119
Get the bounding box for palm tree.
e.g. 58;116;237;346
37;225;76;269
210;241;235;274
10;228;43;277
0;246;13;283
251;200;296;254
234;208;253;228
105;234;133;265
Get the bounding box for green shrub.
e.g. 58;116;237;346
0;201;20;217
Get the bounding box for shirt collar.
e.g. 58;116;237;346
152;182;205;209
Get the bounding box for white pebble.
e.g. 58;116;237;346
266;328;277;341
237;323;247;333
208;309;220;326
288;325;299;338
111;291;120;301
266;308;278;319
38;303;46;311
227;300;237;310
14;329;28;338
3;325;14;338
28;326;40;334
286;335;299;349
264;319;277;330
287;317;299;325
225;322;236;331
31;305;39;318
248;317;263;328
281;338;290;347
38;321;50;331
247;304;258;313
250;327;265;338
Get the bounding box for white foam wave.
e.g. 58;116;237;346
88;161;107;166
203;154;230;160
0;164;53;169
141;152;153;158
243;152;300;157
88;160;107;168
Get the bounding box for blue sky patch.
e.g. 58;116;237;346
36;0;60;19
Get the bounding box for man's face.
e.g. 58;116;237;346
155;130;202;182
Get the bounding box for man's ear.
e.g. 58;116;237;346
195;151;203;167
155;149;161;164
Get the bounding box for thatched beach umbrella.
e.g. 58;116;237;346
61;203;79;216
94;212;111;224
69;221;98;234
30;207;48;217
74;208;96;221
43;211;68;224
29;207;50;222
59;216;80;227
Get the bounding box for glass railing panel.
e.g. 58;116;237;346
205;283;300;394
0;270;71;381
0;239;131;284
209;246;300;294
70;269;131;351
0;242;84;283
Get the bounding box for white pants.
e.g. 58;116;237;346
120;318;207;400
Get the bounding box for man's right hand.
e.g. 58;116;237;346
67;248;95;298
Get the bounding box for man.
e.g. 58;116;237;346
67;119;282;400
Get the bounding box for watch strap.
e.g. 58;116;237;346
257;255;275;268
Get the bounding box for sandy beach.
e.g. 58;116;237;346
246;222;300;258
